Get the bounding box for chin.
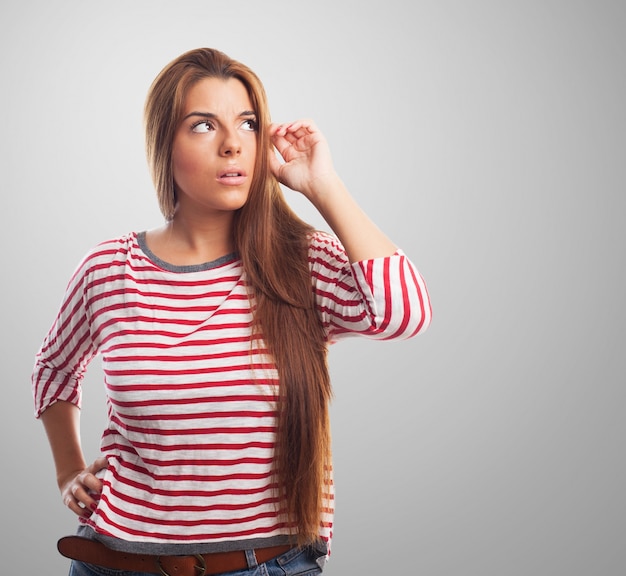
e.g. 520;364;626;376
228;191;251;210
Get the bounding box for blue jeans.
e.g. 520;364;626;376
68;545;326;576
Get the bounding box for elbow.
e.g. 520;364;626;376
393;289;432;340
411;288;432;337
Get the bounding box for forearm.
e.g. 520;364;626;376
270;121;400;261
309;174;397;263
40;400;87;490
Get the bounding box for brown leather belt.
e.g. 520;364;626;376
57;535;293;576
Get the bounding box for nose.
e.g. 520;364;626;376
219;128;241;157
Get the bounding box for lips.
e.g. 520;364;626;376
217;167;247;186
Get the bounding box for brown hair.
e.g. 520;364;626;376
144;48;332;545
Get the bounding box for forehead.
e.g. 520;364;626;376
183;77;254;114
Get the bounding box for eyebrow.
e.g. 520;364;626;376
182;110;257;121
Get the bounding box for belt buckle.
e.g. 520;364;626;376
155;554;207;576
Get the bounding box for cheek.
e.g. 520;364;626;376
172;147;202;185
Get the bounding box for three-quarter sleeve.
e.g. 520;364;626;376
32;251;98;418
308;232;431;342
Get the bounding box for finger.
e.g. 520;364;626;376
269;152;283;180
270;122;291;138
282;120;318;137
273;124;305;144
70;472;103;510
281;130;301;147
85;458;108;489
273;130;312;156
268;123;283;137
280;124;323;153
64;493;81;516
270;133;293;159
89;456;109;474
271;121;313;140
65;491;93;518
81;472;103;496
71;477;96;506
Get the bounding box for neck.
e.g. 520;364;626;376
147;210;236;266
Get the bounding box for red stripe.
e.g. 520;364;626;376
108;394;278;409
312;286;363;308
102;445;276;471
380;257;393;332
109;458;276;483
109;414;275;436
318;304;367;324
105;485;280;513
95;317;254;344
408;267;430;337
115;411;275;422
103;334;259;352
103;362;275;378
86;284;248;308
98;325;257;349
384;256;411;340
105;378;278;393
92;508;290;540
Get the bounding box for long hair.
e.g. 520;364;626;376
144;48;332;545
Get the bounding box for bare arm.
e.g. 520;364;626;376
303;173;397;262
41;400;106;518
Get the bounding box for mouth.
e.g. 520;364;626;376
217;168;248;186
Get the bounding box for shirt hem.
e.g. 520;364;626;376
75;525;321;556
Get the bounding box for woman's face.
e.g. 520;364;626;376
171;76;257;217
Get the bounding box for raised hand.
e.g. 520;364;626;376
269;119;339;200
269;118;397;262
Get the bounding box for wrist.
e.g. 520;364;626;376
57;465;86;492
305;172;347;209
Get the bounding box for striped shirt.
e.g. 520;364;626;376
32;230;431;552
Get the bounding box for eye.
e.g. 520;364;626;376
241;118;258;132
191;120;214;133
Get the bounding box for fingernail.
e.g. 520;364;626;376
90;503;97;511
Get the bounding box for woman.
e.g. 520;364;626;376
33;48;431;576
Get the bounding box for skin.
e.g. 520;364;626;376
42;76;398;518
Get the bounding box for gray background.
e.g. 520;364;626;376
2;1;624;574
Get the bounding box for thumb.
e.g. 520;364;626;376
269;149;284;182
88;456;109;475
